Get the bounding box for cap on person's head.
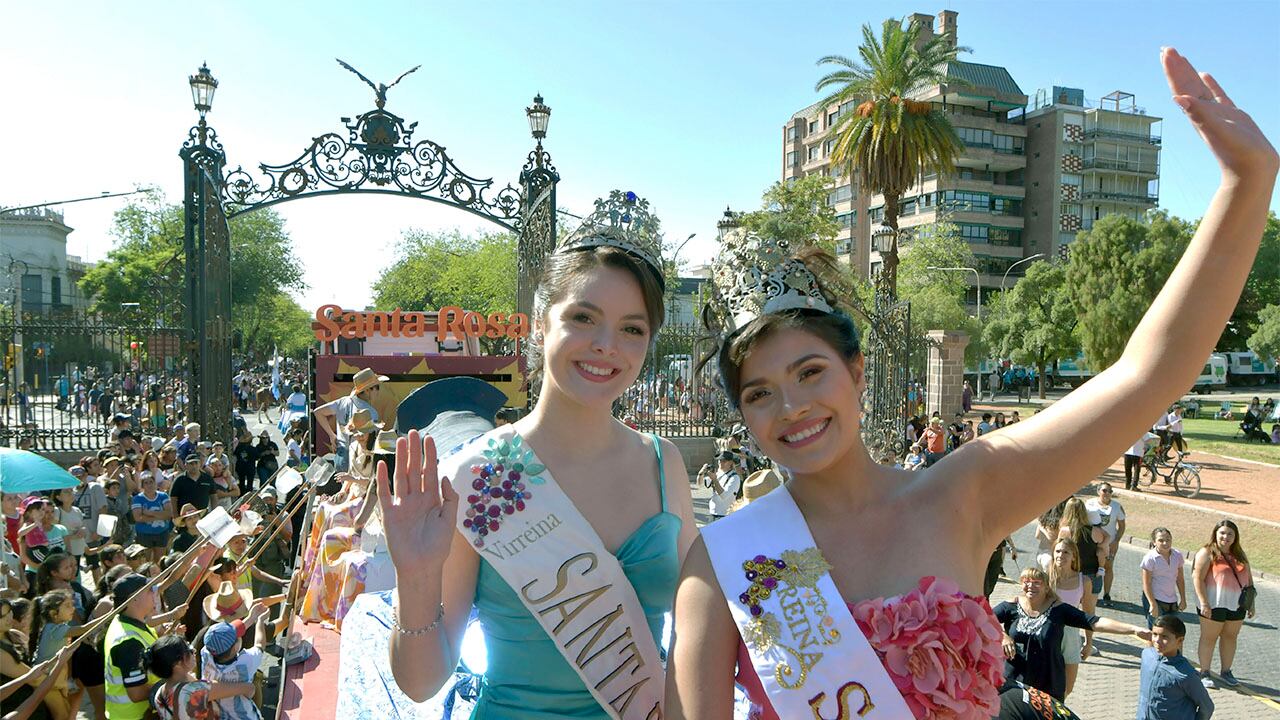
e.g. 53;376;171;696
261;487;279;500
259;429;270;438
184;455;201;466
197;441;212;450
185;422;201;433
204;620;247;655
717;450;735;462
19;496;48;513
111;573;151;606
124;544;147;559
69;466;86;478
113;413;132;423
117;429;134;440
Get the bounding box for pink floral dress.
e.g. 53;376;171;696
736;577;1005;719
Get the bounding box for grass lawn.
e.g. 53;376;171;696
1081;489;1280;577
974;402;1279;466
1180;417;1280;466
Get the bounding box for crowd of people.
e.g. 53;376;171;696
2;384;307;720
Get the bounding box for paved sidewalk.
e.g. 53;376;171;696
1007;522;1280;717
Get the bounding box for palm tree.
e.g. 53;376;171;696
816;17;968;297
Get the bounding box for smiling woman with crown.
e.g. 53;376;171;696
664;51;1277;719
376;189;698;719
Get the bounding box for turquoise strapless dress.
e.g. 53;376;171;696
468;436;681;720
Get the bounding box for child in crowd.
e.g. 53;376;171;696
904;444;926;471
1137;615;1214;719
145;633;256;720
29;588;94;717
201;612;271;720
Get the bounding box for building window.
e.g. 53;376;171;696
50;276;62;306
993;134;1024;154
808;145;821;161
869;206;885;222
959;224;988;242
988;227;1023;247
940;190;990;212
808;120;818;134
827;185;854;206
991;197;1022;216
787;126;797;141
956;168;994;182
901;197;918;216
787;151;798;166
828;111;839;126
21;274;42;310
956;126;994;147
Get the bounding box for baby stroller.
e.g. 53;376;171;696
1240;411;1272;443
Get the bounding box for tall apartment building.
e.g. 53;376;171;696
1024;88;1161;262
782;10;1028;303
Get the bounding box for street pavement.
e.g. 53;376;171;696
689;479;1280;717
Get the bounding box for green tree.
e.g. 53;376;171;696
235;290;315;361
739;175;841;253
80;199;307;357
1065;211;1193;370
983;261;1077;398
1222;212;1280;350
816;16;967;295
372;229;517;352
1248;303;1280;364
894;222;982;375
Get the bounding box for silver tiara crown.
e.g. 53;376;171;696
558;190;664;285
710;232;834;333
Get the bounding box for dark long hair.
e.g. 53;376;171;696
29;589;72;658
36;552;74;596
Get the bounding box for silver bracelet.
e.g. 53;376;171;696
391;601;445;636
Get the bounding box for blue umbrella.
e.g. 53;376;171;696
0;447;79;494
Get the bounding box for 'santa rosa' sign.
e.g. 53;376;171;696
312;305;530;343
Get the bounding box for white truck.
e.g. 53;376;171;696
1224;351;1278;386
1051;352;1229;393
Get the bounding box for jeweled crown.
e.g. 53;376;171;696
710;232;835;334
558;190;665;286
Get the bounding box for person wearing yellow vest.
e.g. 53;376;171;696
103;573;161;720
223;534;287;592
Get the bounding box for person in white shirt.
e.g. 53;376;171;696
1124;434;1150;491
699;451;742;520
1085;482;1126;606
1140;527;1186;629
1159;405;1187;457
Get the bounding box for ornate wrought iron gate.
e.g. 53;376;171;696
861;289;913;459
180;62;558;445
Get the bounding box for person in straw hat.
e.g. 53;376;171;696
203;580;253;624
313;367;388;472
727;467;783;514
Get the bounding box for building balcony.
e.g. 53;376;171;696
1082;157;1159;176
1084;128;1160;145
1082;190;1159;206
897;206;1024;230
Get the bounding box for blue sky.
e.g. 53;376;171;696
2;0;1277;312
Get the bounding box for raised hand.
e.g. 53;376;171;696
1163;48;1279;180
376;429;459;581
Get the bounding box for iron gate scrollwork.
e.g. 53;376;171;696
861;289;912;459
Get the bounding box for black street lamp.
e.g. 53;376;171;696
189;63;218;143
526;93;551;143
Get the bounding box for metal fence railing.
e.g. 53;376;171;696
616;323;730;439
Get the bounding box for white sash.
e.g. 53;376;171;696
702;484;913;719
440;427;664;720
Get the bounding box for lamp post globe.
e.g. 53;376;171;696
870;222;895;253
189;63;218;119
526;93;551;141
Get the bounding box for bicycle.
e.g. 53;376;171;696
1139;448;1202;498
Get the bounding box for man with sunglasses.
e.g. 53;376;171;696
1085;482;1126;607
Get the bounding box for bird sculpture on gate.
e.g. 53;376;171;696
336;59;421;109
